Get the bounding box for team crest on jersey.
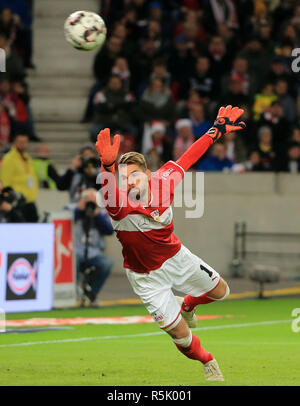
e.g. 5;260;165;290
153;312;164;327
150;209;160;222
161;168;174;180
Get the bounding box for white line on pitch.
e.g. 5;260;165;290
0;319;292;348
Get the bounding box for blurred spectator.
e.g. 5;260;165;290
111;21;134;56
142;120;165;155
140;77;175;124
0;33;25;80
179;56;217;104
0;7;20;44
276;142;300;173
150;58;171;89
111;56;131;92
243;150;266;172
0;0;35;68
93;36;124;84
197;142;234;172
69;145;101;204
281;22;298;46
206;36;232;81
142;120;172;168
176;88;202;118
173;119;195;162
255;126;276;171
132;37;162;89
274;79;296;123
219;79;250;110
148;1;163;22
253;83;277;121
237;36;272;88
73;188;114;305
0;76;39;141
223;57;257;99
188;102;212;139
0;100;11;154
174;9;206;45
266;57;294;90
0;133;38;222
257;101;291;151
257;21;275;55
32;143;81;190
203;0;239;35
290;126;300;143
90;74;137;142
168;34;195;88
223;131;248;164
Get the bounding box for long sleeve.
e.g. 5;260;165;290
94;211;114;235
48;164;75;191
176;133;213;171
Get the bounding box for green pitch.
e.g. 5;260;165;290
0;297;299;386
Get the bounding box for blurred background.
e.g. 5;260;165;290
0;0;300;310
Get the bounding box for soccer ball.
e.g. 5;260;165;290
64;10;107;51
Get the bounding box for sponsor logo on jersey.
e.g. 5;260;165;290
6;253;38;300
153;312;164;326
150;209;161;222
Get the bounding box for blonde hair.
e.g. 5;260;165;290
118;152;147;170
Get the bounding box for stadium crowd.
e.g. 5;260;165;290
81;0;300;173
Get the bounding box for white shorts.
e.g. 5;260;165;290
125;244;220;331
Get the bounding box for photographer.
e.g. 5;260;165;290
73;188;114;305
69;145;101;203
0;133;39;222
0;182;27;223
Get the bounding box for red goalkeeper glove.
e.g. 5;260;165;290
207;105;246;143
95;128;120;172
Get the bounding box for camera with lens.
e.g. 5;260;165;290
81;157;99;172
84;200;97;217
0;186;26;222
0;187;25;209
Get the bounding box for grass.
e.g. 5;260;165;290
0;297;299;386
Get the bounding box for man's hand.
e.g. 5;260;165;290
207;105;246;143
95;128;120;172
71;155;82;171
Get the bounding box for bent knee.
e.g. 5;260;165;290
172;330;192;348
208;279;230;301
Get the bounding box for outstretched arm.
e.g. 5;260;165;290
176;105;245;171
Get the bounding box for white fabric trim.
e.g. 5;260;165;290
111;206;173;232
172;330;192;347
210;283;230;301
109;197;124;217
169;160;185;175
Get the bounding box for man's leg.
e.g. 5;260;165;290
88;254;113;298
166;318;224;381
181;277;230;313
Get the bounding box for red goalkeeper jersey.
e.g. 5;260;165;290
101;133;214;274
107;160;184;273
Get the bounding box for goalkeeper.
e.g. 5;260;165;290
95;105;245;381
